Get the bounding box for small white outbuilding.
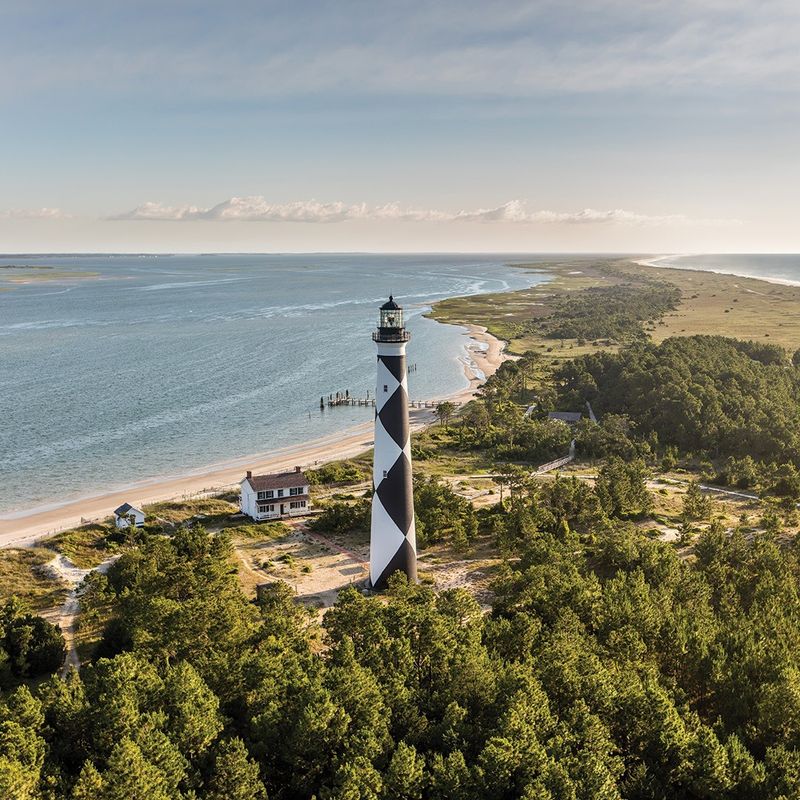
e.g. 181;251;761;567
113;502;145;529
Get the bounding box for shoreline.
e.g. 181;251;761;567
635;254;800;289
0;323;506;548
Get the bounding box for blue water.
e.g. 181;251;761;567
0;254;551;513
648;254;800;285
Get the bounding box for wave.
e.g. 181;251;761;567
134;277;248;291
637;254;800;288
0;382;278;470
0;255;547;511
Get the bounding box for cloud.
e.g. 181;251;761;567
110;197;739;227
0;207;68;220
3;1;800;101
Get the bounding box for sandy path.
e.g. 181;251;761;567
0;325;507;548
232;524;368;612
41;554;120;676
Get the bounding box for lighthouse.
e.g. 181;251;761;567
369;296;417;589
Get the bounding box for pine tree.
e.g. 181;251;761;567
682;481;711;521
71;761;104;800
161;661;222;758
100;738;171;800
205;738;267;800
0;756;39;800
382;742;425;800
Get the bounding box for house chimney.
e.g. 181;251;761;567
246;470;252;479
295;465;301;473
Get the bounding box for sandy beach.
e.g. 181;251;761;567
0;324;506;548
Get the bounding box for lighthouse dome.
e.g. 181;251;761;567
373;295;410;342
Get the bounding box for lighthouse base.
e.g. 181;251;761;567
368;537;418;591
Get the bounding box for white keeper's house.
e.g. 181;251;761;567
240;466;311;521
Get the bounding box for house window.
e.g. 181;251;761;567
289;487;304;496
258;504;275;513
290;500;306;509
383;469;388;478
384;384;388;392
277;489;284;497
257;490;274;500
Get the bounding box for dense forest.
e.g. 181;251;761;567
558;335;800;477
6;332;800;797
5;491;800;798
503;269;681;345
448;334;800;496
542;281;680;341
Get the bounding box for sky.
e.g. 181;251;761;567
1;0;798;253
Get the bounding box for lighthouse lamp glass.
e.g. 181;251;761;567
380;309;402;329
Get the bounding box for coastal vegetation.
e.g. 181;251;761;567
0;265;99;289
536;279;679;342
0;599;65;688
7;257;800;796
47;525;119;570
6;498;800;797
431;258;800;357
307;457;371;487
0;549;68;612
559;335;800;481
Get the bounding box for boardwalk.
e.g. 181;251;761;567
322;392;459;410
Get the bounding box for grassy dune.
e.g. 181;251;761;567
0;548;68;611
641;264;800;350
431;257;800;356
47;523;117;569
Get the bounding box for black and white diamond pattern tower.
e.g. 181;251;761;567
369;296;417;589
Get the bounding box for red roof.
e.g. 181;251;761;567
245;470;308;492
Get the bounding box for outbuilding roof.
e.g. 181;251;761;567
114;502;143;516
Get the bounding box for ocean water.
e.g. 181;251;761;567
646;254;800;286
0;254;551;514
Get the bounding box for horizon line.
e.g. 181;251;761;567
3;250;799;258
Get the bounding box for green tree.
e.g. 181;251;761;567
772;462;800;500
161;660;222;758
0;720;44;800
0;756;39;800
682;480;711;521
428;750;473;800
435;401;457;430
100;738;171;800
382;742;425;800
71;761;104;800
595;458;652;518
0;599;65;685
206;738;267;800
310;500;371;536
